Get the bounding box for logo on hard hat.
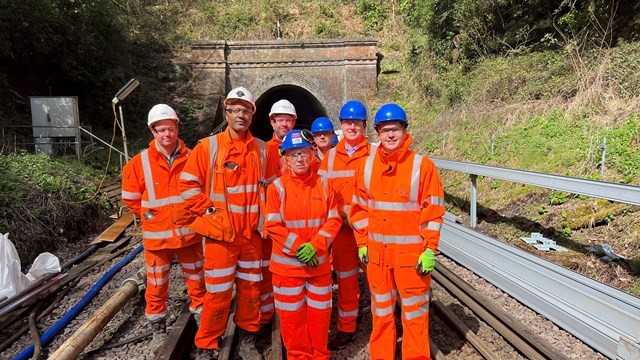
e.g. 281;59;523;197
236;90;245;97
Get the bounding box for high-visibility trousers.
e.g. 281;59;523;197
144;242;205;322
367;253;431;360
332;229;360;332
259;236;274;324
273;273;332;360
194;232;262;350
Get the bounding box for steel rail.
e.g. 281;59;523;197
439;218;640;359
431;158;640;206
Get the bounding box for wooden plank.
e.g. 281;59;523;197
91;212;134;244
156;303;196;360
270;312;282;360
218;297;237;360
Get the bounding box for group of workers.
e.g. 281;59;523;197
121;86;445;360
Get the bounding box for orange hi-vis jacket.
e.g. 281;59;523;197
350;134;445;258
266;134;283;180
317;137;373;216
122;139;200;251
178;129;271;240
265;171;342;278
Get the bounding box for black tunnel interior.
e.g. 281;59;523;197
251;85;327;141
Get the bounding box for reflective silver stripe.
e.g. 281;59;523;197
205;266;236;278
140;150;156;202
363;152;375;194
181;188;201;199
122;190;141;200
308;218;323;227
180;171;202;185
237;260;261;269
261;259;270;267
236;272;262;282
283;233;297;253
369;232;423;245
260;303;274;312
273;178;286;224
147;264;171;273
351;218;368;230
401;292;430;307
307;298;332;309
317;169;328;178
206;280;234;293
420;221;442;232
266;213;282;222
337;268;358;279
326;148;336;173
143;230;173;239
410;154;422;203
327;210;339;219
211;193;226;202
371;301;394;316
352;195;367;206
273;284;305;296
368;200;420;212
181;260;203;270
182;272;203;281
404;302;430;320
343;205;351;215
306;283;332;295
338;309;359;317
146;312;167;322
285;220;307;229
271;253;327;267
175;227;195;236
318;229;332;240
228;204;259;214
257;138;267;180
142;196;185;208
265;174;277;183
327;170;355;178
424;195;445;207
207;136;223;205
275;299;305;311
227;184;259;194
371;289;397;303
147;275;168;286
261;292;274;301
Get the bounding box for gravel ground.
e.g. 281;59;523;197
1;233;607;360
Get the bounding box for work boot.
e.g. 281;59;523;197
237;329;262;360
195;348;219;360
150;319;167;354
328;330;355;351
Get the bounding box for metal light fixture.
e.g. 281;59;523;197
112;78;139;162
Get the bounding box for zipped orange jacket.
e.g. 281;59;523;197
350;134;445;257
265;171;342;278
122;139;200;251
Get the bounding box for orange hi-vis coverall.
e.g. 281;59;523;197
259;133;283;325
265;170;342;360
317;137;373;333
121;139;205;322
178;128;272;350
350;134;445;360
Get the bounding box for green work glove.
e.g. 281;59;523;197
307;254;319;267
415;248;436;276
296;243;317;264
358;246;368;266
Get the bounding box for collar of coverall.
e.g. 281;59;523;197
378;133;413;165
285;166;315;185
270;132;283;144
223;126;255;152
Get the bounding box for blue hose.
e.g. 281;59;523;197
13;244;143;360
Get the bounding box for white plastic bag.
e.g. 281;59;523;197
0;233;61;300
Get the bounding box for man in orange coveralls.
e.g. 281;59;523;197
121;104;206;353
265;129;342;359
179;87;274;360
317;100;374;349
350;103;446;360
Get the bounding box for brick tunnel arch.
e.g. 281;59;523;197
250;72;341;141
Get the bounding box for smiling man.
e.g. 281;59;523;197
179;87;274;360
350;103;445;360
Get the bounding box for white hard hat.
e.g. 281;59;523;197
224;87;256;114
269;99;297;120
147;104;179;128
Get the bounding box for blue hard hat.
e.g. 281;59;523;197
311;117;334;133
279;129;313;156
339;100;367;121
374;103;408;127
331;132;339;146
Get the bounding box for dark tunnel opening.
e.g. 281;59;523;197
251;85;327;141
